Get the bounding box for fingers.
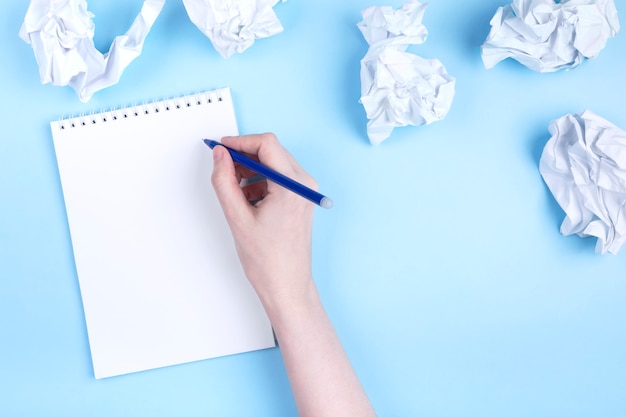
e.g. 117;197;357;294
241;179;268;203
221;133;296;174
211;145;253;227
221;133;319;191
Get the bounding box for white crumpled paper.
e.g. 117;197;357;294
358;0;455;146
182;0;286;59
540;110;626;254
482;0;620;72
19;0;165;103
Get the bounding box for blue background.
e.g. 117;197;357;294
1;0;625;416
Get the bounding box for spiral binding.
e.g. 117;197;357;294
55;89;226;131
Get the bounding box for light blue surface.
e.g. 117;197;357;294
1;0;625;416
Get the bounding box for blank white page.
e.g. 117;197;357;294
51;88;275;379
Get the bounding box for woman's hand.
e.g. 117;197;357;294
211;133;376;417
210;133;317;313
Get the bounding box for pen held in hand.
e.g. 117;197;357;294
203;139;333;209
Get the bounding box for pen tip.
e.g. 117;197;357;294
203;139;216;148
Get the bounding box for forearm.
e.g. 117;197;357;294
211;134;374;415
263;279;376;417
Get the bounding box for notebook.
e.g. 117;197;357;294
51;88;276;379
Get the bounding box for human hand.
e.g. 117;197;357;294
212;134;376;417
210;133;318;313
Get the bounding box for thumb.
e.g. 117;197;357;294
211;145;252;226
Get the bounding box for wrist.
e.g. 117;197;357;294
259;276;323;336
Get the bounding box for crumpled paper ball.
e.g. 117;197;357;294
360;48;456;144
19;0;165;102
358;0;455;146
182;0;286;59
357;0;428;46
482;0;620;72
539;110;626;254
20;0;95;86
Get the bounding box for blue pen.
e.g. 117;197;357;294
203;139;333;209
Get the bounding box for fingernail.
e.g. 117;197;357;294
213;146;224;161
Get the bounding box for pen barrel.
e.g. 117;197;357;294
204;139;332;208
228;150;328;206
